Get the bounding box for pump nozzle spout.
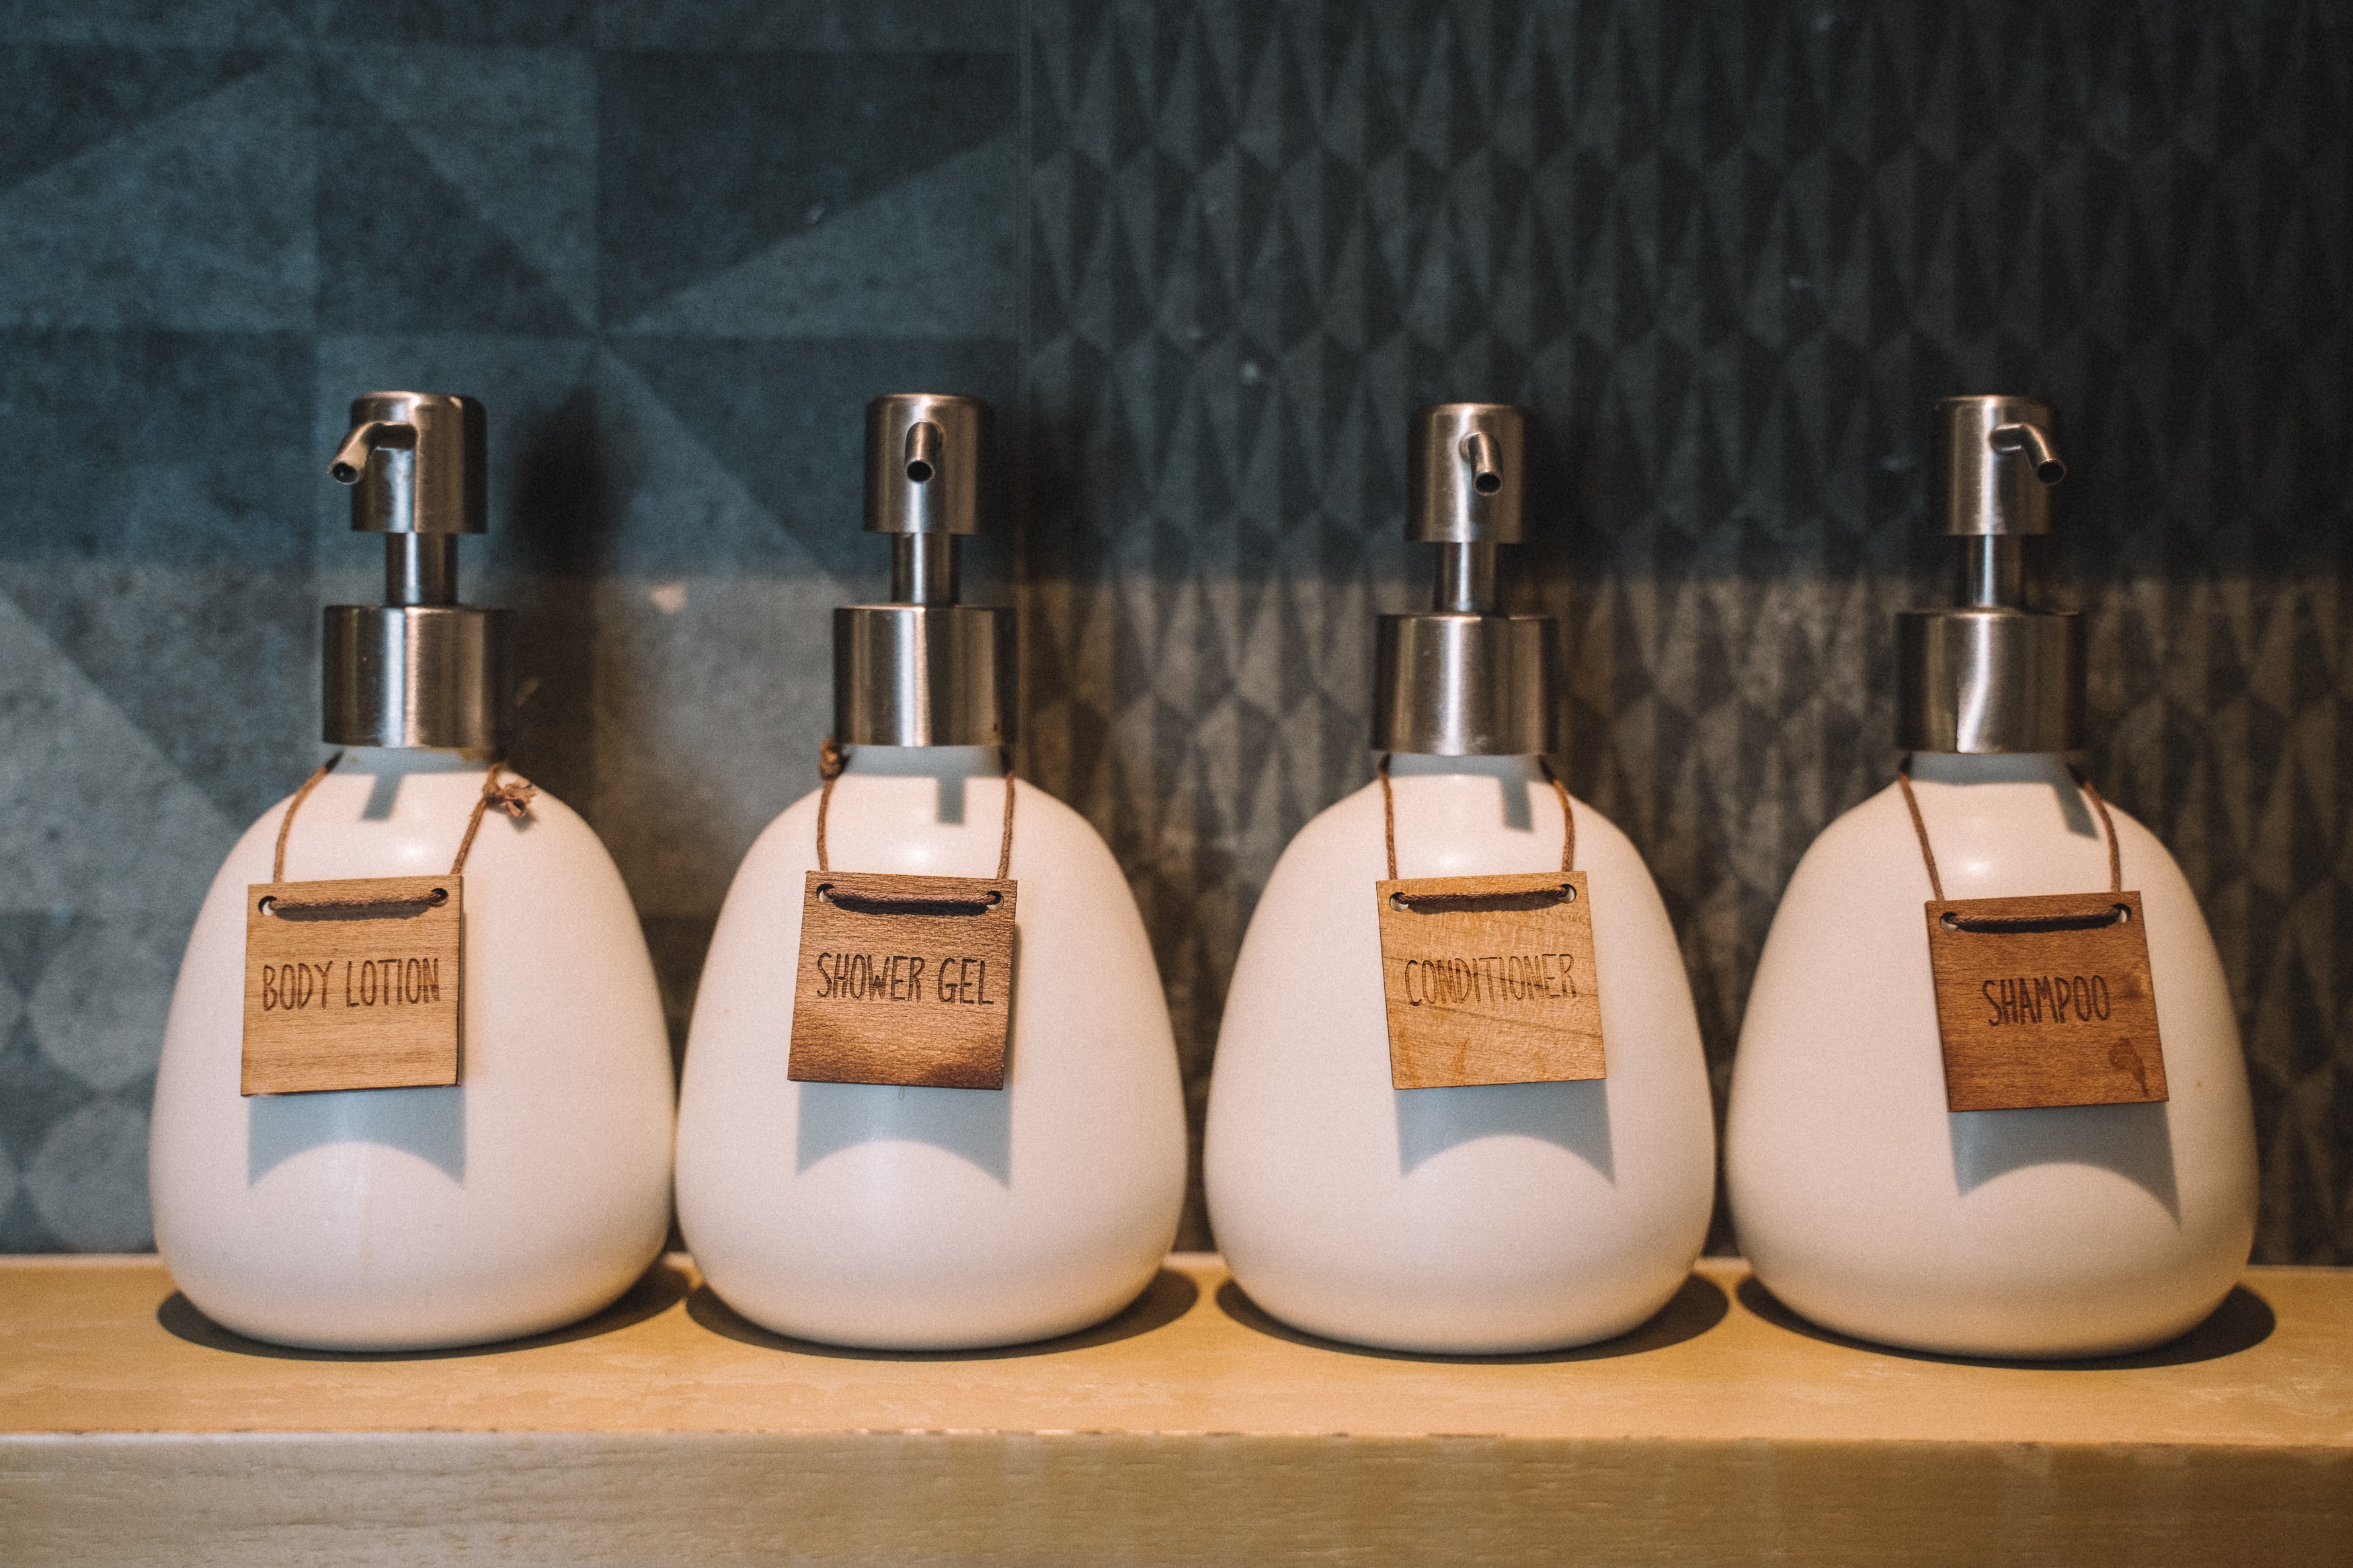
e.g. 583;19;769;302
1460;431;1503;495
1408;404;1523;544
329;420;416;485
905;420;943;485
1989;422;2065;485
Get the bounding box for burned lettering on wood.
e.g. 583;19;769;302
1925;889;2168;1112
241;874;463;1096
1376;870;1605;1089
789;870;1018;1090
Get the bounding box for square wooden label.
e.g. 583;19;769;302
241;875;463;1096
789;870;1018;1091
1925;890;2168;1112
1376;870;1605;1090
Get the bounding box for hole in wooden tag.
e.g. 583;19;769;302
815;882;1002;918
790;870;1018;1091
260;886;450;920
1377;870;1605;1089
1925;890;2167;1112
1390;882;1577;915
241;874;463;1096
1940;902;2128;936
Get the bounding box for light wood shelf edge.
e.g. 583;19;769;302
3;1253;2348;1567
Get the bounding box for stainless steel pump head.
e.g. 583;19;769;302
834;393;1015;746
1372;403;1557;755
1895;395;2083;753
321;392;510;751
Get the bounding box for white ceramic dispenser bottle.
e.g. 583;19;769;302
1203;403;1716;1354
150;393;676;1352
676;394;1186;1350
1726;396;2258;1359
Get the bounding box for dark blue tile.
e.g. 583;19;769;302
0;0;305;48
0;329;316;823
0;912;92;1012
596;49;1017;325
0;1017;97;1204
318;61;588;334
0;54;313;332
0;46;272;190
593;0;1019;53
318;0;590;46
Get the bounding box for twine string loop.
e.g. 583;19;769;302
1378;753;1577;909
813;740;1017;911
1896;757;2123;922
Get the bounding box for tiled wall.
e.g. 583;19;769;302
1;1;2344;1260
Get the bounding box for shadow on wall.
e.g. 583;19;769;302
497;384;611;819
1004;396;1228;1255
490;382;731;1075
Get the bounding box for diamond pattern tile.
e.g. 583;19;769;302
1021;0;2350;1256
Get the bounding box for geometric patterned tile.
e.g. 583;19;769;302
335;47;598;323
0;46;268;189
318;53;587;333
590;0;1019;53
0;1016;94;1210
594;48;1018;324
0;327;317;828
30;915;177;1094
0;57;313;333
619;133;1021;341
1023;0;2352;1255
26;1096;151;1251
0;4;305;49
319;0;588;48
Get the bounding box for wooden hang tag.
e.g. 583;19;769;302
241;875;464;1096
1376;870;1605;1089
1925;890;2168;1112
789;870;1018;1090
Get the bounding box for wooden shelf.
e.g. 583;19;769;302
3;1253;2348;1565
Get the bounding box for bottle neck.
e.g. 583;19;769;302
1905;751;2073;787
329;746;494;777
1384;753;1547;781
838;744;1006;780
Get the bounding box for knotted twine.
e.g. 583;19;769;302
263;754;536;913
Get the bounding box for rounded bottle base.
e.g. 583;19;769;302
173;1266;655;1354
1244;1304;1675;1359
702;1269;1160;1354
1751;1271;2235;1362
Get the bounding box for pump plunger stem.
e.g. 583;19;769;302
892;534;958;606
1435;544;1499;614
1962;536;2022;609
388;536;457;606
